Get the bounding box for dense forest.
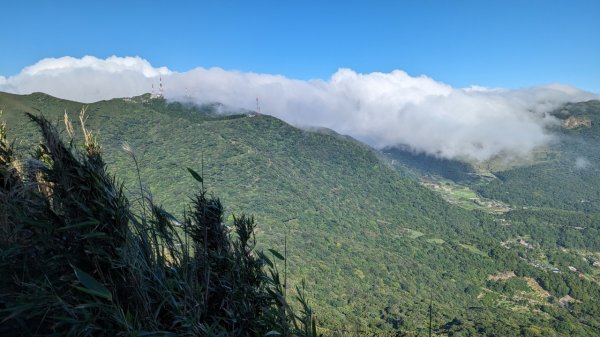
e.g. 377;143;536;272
1;92;599;336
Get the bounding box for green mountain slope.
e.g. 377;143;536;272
474;100;600;213
1;92;599;336
381;100;600;335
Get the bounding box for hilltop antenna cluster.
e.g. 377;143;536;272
248;97;262;118
150;76;164;99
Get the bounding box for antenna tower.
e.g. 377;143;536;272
256;97;261;114
159;76;164;97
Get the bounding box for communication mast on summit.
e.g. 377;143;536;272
159;76;164;98
150;76;164;99
248;97;261;118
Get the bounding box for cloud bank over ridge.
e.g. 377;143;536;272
1;55;597;161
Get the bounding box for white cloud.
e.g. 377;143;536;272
1;55;597;161
575;157;591;169
1;56;169;102
21;56;170;77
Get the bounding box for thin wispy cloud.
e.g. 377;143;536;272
575;157;592;170
1;56;597;161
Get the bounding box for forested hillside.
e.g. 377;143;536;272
1;92;599;336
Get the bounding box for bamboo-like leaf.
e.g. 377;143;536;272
260;252;274;268
136;331;178;337
72;265;112;301
0;304;33;323
81;232;108;239
156;208;179;223
268;249;285;261
57;219;100;231
187;167;203;183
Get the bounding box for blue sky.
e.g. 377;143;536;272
2;0;599;91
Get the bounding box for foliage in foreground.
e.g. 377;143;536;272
0;111;319;337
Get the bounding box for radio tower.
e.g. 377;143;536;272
159;76;164;98
255;97;261;115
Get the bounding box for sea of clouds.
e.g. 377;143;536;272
1;55;597;162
